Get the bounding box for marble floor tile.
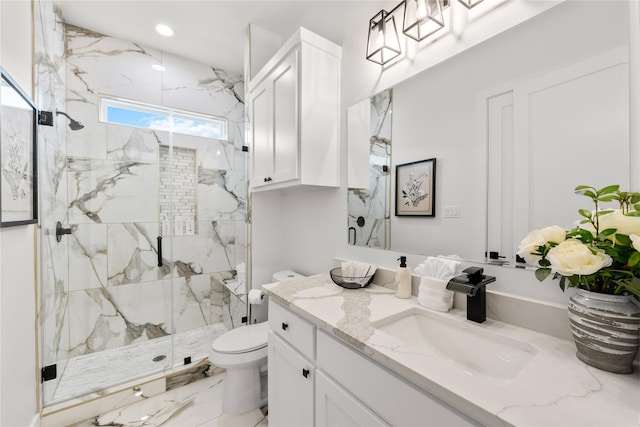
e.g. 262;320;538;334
72;373;268;427
51;324;227;405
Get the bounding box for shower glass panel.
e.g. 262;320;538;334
39;120;175;406
36;6;248;407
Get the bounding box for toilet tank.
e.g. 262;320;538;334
252;270;305;323
271;270;305;282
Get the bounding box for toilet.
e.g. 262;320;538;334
210;270;305;414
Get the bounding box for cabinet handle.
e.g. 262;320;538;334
302;368;310;378
264;176;273;182
282;322;288;331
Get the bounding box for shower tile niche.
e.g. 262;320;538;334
160;145;198;236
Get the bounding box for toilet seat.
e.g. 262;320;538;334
212;322;268;354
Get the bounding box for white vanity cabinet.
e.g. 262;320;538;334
268;300;479;426
248;27;341;191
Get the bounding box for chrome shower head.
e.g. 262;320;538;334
56;110;84;131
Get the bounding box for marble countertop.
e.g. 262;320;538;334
263;274;640;427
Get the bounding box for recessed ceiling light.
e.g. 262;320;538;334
151;64;166;72
155;24;174;37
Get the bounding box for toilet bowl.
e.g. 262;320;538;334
210;270;304;414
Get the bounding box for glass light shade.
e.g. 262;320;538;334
366;10;402;65
403;0;445;42
458;0;484;9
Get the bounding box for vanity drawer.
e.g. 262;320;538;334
269;300;316;361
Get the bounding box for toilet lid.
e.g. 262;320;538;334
212;322;268;354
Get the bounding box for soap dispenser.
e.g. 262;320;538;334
396;256;411;299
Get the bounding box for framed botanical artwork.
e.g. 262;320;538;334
1;67;38;227
395;158;436;217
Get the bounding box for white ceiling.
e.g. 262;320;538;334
58;0;393;76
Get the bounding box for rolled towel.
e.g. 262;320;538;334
418;277;454;312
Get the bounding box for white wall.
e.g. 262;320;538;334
0;1;40;426
251;1;637;307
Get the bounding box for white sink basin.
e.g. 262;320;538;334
372;308;538;382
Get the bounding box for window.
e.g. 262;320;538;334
99;95;227;140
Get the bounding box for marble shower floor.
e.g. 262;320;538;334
70;372;269;427
48;323;228;405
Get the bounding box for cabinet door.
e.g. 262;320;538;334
250;81;274;187
268;331;314;427
316;371;388;427
271;49;299;184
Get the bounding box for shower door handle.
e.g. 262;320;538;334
157;236;163;267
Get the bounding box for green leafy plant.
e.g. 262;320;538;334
518;185;640;298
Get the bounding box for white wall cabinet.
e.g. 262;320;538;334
268;300;479;426
249;27;341;191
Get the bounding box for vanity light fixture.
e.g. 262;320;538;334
155;24;174;37
403;0;445;42
458;0;483;8
366;10;402;65
367;0;488;66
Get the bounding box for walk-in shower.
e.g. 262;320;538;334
35;3;248;407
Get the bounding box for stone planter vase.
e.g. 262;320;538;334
568;289;640;374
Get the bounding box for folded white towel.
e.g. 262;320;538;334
418;277;453;312
414;256;462;283
340;261;374;278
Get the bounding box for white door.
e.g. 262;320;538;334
250;81;274;187
486;91;514;263
271;49;299;184
316;371;388;427
513;48;630;243
268;331;314;427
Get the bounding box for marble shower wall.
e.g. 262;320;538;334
347;89;392;248
35;3;247;403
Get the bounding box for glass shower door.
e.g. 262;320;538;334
38;123;175;406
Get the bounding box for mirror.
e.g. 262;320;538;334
347;1;633;265
347;89;392;249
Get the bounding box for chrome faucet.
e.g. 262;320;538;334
446;267;496;323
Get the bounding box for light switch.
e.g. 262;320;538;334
444;206;460;218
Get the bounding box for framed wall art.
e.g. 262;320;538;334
395;158;436;217
1;67;38;227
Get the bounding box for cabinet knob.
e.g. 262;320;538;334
302;368;310;378
281;322;288;331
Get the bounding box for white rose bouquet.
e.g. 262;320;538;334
518;185;640;298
